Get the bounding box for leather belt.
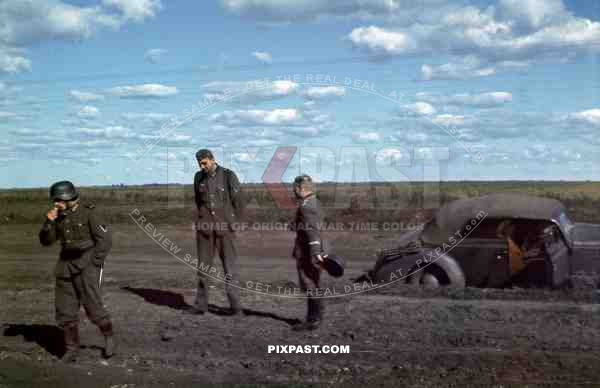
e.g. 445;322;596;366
61;239;95;253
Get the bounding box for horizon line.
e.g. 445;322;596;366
2;179;599;191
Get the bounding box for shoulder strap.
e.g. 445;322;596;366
223;168;232;195
195;169;207;186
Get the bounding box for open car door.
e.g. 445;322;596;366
542;225;571;288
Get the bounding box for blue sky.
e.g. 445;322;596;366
0;0;599;188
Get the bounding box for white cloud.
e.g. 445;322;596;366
107;84;178;98
302;86;346;100
348;26;415;55
289;126;321;136
0;81;19;96
458;92;513;107
235;152;255;162
158;133;193;147
8;128;40;137
571;109;600;126
0;1;120;46
158;152;177;161
417;91;513;108
404;131;430;143
421;57;496;81
203;80;299;105
210;108;301;126
144;48;167;64
496;0;568;31
374;148;409;163
170;134;191;142
0;46;30;75
0;111;17;120
77;105;100;119
220;0;442;23
122;112;175;122
14;142;48;151
69;90;105;102
405;102;436;116
102;0;162;22
0;46;31;73
346;1;600;79
75;126;132;139
252;51;272;64
432;114;467;126
0;0;162;73
518;143;582;163
352;131;383;142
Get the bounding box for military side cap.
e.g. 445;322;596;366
322;254;345;278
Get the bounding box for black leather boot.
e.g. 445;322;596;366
97;318;115;358
62;322;80;362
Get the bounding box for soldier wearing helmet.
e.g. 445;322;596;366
39;181;115;362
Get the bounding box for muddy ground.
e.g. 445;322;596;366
2;224;600;388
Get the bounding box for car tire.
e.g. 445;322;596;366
408;256;466;289
371;259;408;285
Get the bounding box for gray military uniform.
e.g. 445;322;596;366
193;164;243;312
39;204;112;329
292;194;325;322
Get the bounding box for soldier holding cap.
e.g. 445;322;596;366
39;181;114;362
291;174;326;331
189;149;244;315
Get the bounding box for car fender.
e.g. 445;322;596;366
373;249;466;288
407;250;466;288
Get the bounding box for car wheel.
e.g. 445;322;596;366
371;259;407;284
409;265;447;289
408;257;466;289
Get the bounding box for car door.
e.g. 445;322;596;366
451;218;510;287
543;224;571;287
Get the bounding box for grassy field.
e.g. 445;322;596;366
2;181;600;225
3;181;600;387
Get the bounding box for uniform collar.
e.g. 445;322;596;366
301;192;314;206
63;203;80;215
208;163;219;177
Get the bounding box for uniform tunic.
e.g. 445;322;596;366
39;204;112;326
292;194;325;321
193;165;243;312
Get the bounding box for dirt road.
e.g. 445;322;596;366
2;225;600;387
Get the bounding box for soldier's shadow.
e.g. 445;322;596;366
3;323;65;357
122;287;191;310
122;287;300;326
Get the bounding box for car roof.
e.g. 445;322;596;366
439;193;565;225
422;193;571;245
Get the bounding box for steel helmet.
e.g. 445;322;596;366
49;181;79;201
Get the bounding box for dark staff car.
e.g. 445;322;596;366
363;194;600;290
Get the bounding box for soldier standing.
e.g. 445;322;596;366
291;175;326;331
188;149;244;315
39;181;115;362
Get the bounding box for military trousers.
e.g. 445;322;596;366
297;257;323;321
194;230;240;312
55;262;109;328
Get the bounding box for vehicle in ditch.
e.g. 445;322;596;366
363;193;600;290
